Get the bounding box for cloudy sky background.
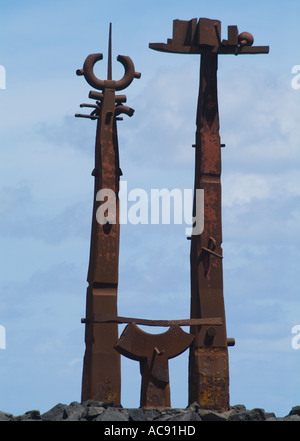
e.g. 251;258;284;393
0;0;300;417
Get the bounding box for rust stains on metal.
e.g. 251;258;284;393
192;347;230;411
149;17;269;55
82;313;223;327
75;23;140;406
73;17;267;410
114;324;194;408
150;18;268;410
188;47;230;409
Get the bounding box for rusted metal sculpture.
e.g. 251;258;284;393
75;24;140;406
150;18;269;410
77;23;223;410
82;313;222;408
114;324;194;408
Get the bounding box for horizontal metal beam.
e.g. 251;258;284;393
81;314;223;327
149;42;269;55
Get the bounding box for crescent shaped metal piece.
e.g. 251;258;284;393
115;55;141;91
80;53;105;90
78;53;140;91
114;323;194;361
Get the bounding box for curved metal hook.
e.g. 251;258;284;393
115;104;134;117
76;53;140;91
115;55;141;91
76;53;104;89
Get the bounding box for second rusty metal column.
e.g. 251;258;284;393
76;24;140;406
189;52;229;409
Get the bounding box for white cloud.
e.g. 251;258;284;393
219;67;300;171
223;170;300;208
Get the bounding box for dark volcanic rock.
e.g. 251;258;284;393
128;408;161;421
1;401;300;421
289;406;300;417
94;407;129;421
13;410;41;421
228;408;266;421
41;403;70;421
161;410;202;421
0;411;13;421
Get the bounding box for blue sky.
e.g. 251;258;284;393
0;0;300;417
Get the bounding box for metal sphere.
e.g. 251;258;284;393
238;32;254;46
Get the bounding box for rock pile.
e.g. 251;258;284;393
1;401;300;421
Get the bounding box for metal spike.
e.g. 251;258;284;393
107;23;112;81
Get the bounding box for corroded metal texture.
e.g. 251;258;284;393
82;313;223;327
150;18;268;410
114;324;194;408
188;51;230;410
149;17;269;55
76;24;140;406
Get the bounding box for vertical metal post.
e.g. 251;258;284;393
81;84;121;405
189;52;229;409
76;24;140;406
149;17;268;410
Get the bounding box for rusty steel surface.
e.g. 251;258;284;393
189;50;230;410
150;18;268;410
114;324;194;408
149;17;269;55
82;313;222;327
75;24;140;406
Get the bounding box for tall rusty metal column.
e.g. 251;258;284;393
189;50;229;409
150;18;269;410
76;24;140;405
